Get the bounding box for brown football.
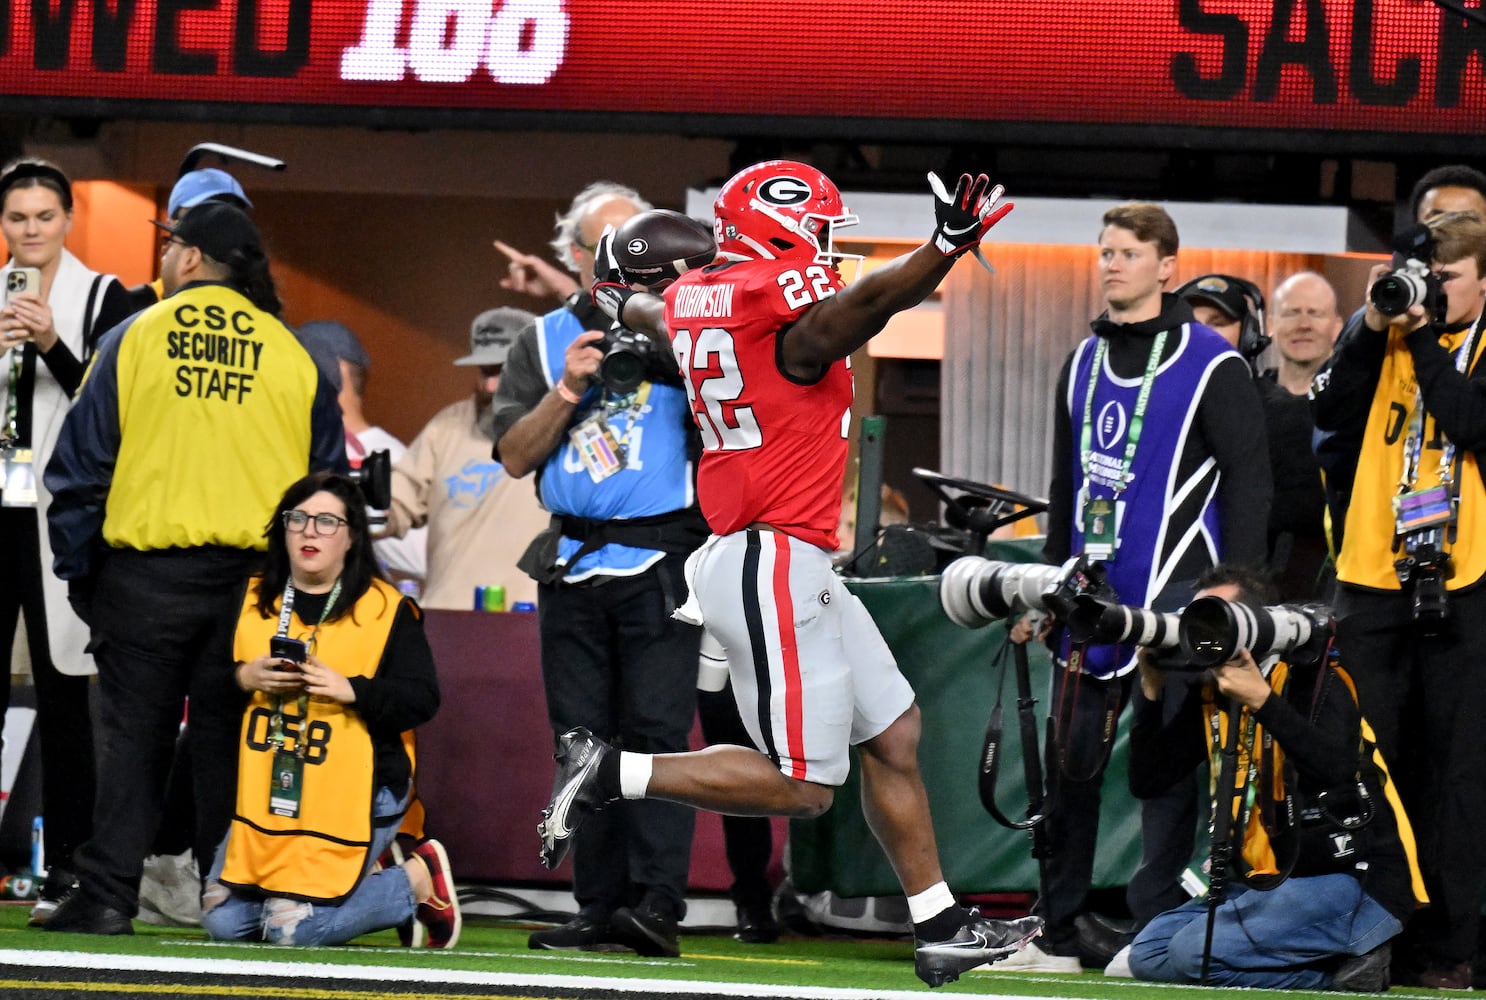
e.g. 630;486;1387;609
614;209;717;289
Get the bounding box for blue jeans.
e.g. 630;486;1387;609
1129;875;1401;989
201;786;416;946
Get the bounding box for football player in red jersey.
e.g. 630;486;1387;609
538;161;1042;988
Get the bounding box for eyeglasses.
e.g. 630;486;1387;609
282;509;348;535
160;235;189;256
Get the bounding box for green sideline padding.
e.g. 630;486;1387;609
788;539;1143;898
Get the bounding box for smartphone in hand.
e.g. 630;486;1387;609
4;267;41;304
269;635;308;665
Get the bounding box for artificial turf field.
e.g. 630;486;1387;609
0;900;1454;1000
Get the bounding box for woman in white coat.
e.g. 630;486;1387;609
0;158;135;922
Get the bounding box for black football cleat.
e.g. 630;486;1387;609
537;727;613;870
914;910;1043;988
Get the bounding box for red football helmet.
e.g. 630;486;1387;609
713;160;860;266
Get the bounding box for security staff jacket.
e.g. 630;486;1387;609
43;281;346;580
222;577;438;903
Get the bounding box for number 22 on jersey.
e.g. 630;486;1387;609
673;327;762;451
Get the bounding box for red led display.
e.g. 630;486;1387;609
0;0;1481;147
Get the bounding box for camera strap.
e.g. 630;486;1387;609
977;639;1047;832
1052;648;1123;782
1204;667;1304;892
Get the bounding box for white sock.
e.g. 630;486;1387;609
906;881;957;924
618;751;653;800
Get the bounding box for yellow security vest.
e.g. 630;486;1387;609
221;577;402;903
1336;325;1486;590
100;283;320;553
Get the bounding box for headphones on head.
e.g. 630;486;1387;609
1174;274;1269;362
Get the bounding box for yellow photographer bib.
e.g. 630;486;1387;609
221;578;401;903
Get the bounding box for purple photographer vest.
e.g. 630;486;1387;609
1065;324;1234;676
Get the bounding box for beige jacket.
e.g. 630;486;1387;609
385;397;549;609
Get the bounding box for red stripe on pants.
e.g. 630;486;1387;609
769;534;806;779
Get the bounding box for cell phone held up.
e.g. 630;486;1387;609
269;635;308;666
4;267;41;304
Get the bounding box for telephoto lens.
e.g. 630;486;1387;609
1179;597;1329;668
1065;595;1181;649
938;556;1066;629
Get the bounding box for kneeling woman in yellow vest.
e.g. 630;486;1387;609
200;472;457;948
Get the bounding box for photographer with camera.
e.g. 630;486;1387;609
41;204;347;935
990;204;1270;974
1126;565;1424;990
1311;209;1486;989
489;182;708;956
201;472;453;949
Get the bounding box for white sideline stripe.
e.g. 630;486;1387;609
0;949;1048;999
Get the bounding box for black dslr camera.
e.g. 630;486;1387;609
1396;542;1451;634
351;449;392;514
594;326;680;395
1370;224;1445;324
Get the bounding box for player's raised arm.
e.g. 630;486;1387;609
782;172;1011;375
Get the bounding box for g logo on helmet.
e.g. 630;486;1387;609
626;238;649;256
757;176;813;207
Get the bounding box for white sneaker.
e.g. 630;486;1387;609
1104;943;1134;977
972;940;1082;973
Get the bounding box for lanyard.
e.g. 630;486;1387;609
598;381;653;465
269;577;342;757
1400;313;1484;493
1079;331;1167;500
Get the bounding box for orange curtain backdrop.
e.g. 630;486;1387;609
67;181;157;289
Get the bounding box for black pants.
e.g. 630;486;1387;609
537;555;699;920
1336;582;1486;967
72;546;256;916
0;507;96;874
1037;665;1197;953
697;682;774;910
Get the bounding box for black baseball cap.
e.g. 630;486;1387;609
1180;275;1249;321
151;201;262;262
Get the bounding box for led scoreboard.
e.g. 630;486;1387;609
0;0;1482;153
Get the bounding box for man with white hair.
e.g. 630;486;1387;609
491;182;707;957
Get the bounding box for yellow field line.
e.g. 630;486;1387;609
683;951;820;966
